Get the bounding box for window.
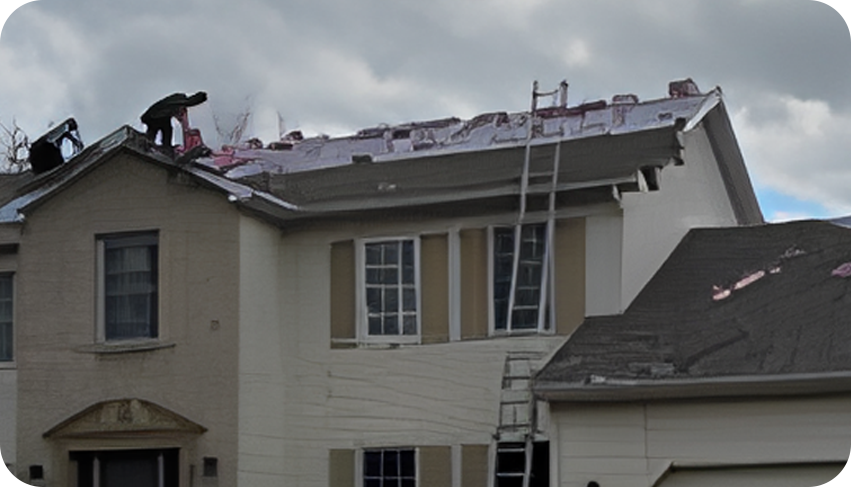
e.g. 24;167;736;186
492;223;551;333
0;274;12;361
361;238;419;341
98;232;158;341
495;442;549;487
363;449;416;487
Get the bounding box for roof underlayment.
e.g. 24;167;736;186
0;82;762;225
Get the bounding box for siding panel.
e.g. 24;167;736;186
555;218;585;336
421;234;449;344
460;229;488;339
330;240;356;345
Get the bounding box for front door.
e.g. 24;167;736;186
70;449;179;487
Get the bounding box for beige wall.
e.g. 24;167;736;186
236;215;579;487
620;124;739;310
553;394;851;487
0;245;19;471
15;153;241;486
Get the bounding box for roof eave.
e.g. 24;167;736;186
535;370;851;402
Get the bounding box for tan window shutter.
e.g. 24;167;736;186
421;234;449;344
330;240;356;348
554;218;585;336
461;444;489;487
460;228;489;339
419;446;452;487
328;449;355;487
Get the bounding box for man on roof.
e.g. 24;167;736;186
140;91;208;150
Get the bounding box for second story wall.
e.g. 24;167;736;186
620;123;739;310
236;204;623;486
14;152;242;486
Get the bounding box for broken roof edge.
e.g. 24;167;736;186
365;93;714;166
534;370;851;403
700;98;764;225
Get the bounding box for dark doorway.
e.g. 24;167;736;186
70;449;179;487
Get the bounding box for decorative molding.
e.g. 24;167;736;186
43;398;206;439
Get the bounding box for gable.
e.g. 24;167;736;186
43;398;207;439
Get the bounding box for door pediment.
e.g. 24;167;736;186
43;398;207;439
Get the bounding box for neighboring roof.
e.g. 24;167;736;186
0;80;763;225
535;220;851;402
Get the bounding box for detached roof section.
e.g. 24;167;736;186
535;220;851;402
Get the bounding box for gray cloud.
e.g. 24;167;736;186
0;0;849;215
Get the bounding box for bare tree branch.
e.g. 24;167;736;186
0;119;30;173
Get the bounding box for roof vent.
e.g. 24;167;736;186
28;118;84;175
668;78;701;98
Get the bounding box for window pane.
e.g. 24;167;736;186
381;268;399;285
399;450;415;476
0;275;12;361
382;451;399;477
366;245;382;265
383;288;398;312
402;315;417;335
0;322;11;362
367;288;382;313
383;314;399;335
402;288;416;312
383;243;399;265
103;235;157;340
368;317;382;335
364;451;381;477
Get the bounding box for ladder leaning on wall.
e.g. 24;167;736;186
496;80;568;487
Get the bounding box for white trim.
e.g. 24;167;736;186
448;228;462;342
451;444;462;487
487;226;496;336
355;449;364;487
355;236;422;345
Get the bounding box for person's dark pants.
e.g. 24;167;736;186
144;118;173;148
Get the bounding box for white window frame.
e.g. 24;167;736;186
488;223;555;336
96;231;160;343
357;447;419;487
0;273;14;364
355;236;421;345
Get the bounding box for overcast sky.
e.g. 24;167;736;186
0;0;849;222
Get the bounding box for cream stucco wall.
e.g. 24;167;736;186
620;123;739;311
14;153;241;486
553;394;851;487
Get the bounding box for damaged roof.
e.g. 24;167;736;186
0;81;762;225
535;220;851;402
190;87;761;222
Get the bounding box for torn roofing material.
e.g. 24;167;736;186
186;87;760;222
0;126;298;224
0;81;762;225
534;220;851;402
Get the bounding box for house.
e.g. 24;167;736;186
534;220;851;487
0;79;761;486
